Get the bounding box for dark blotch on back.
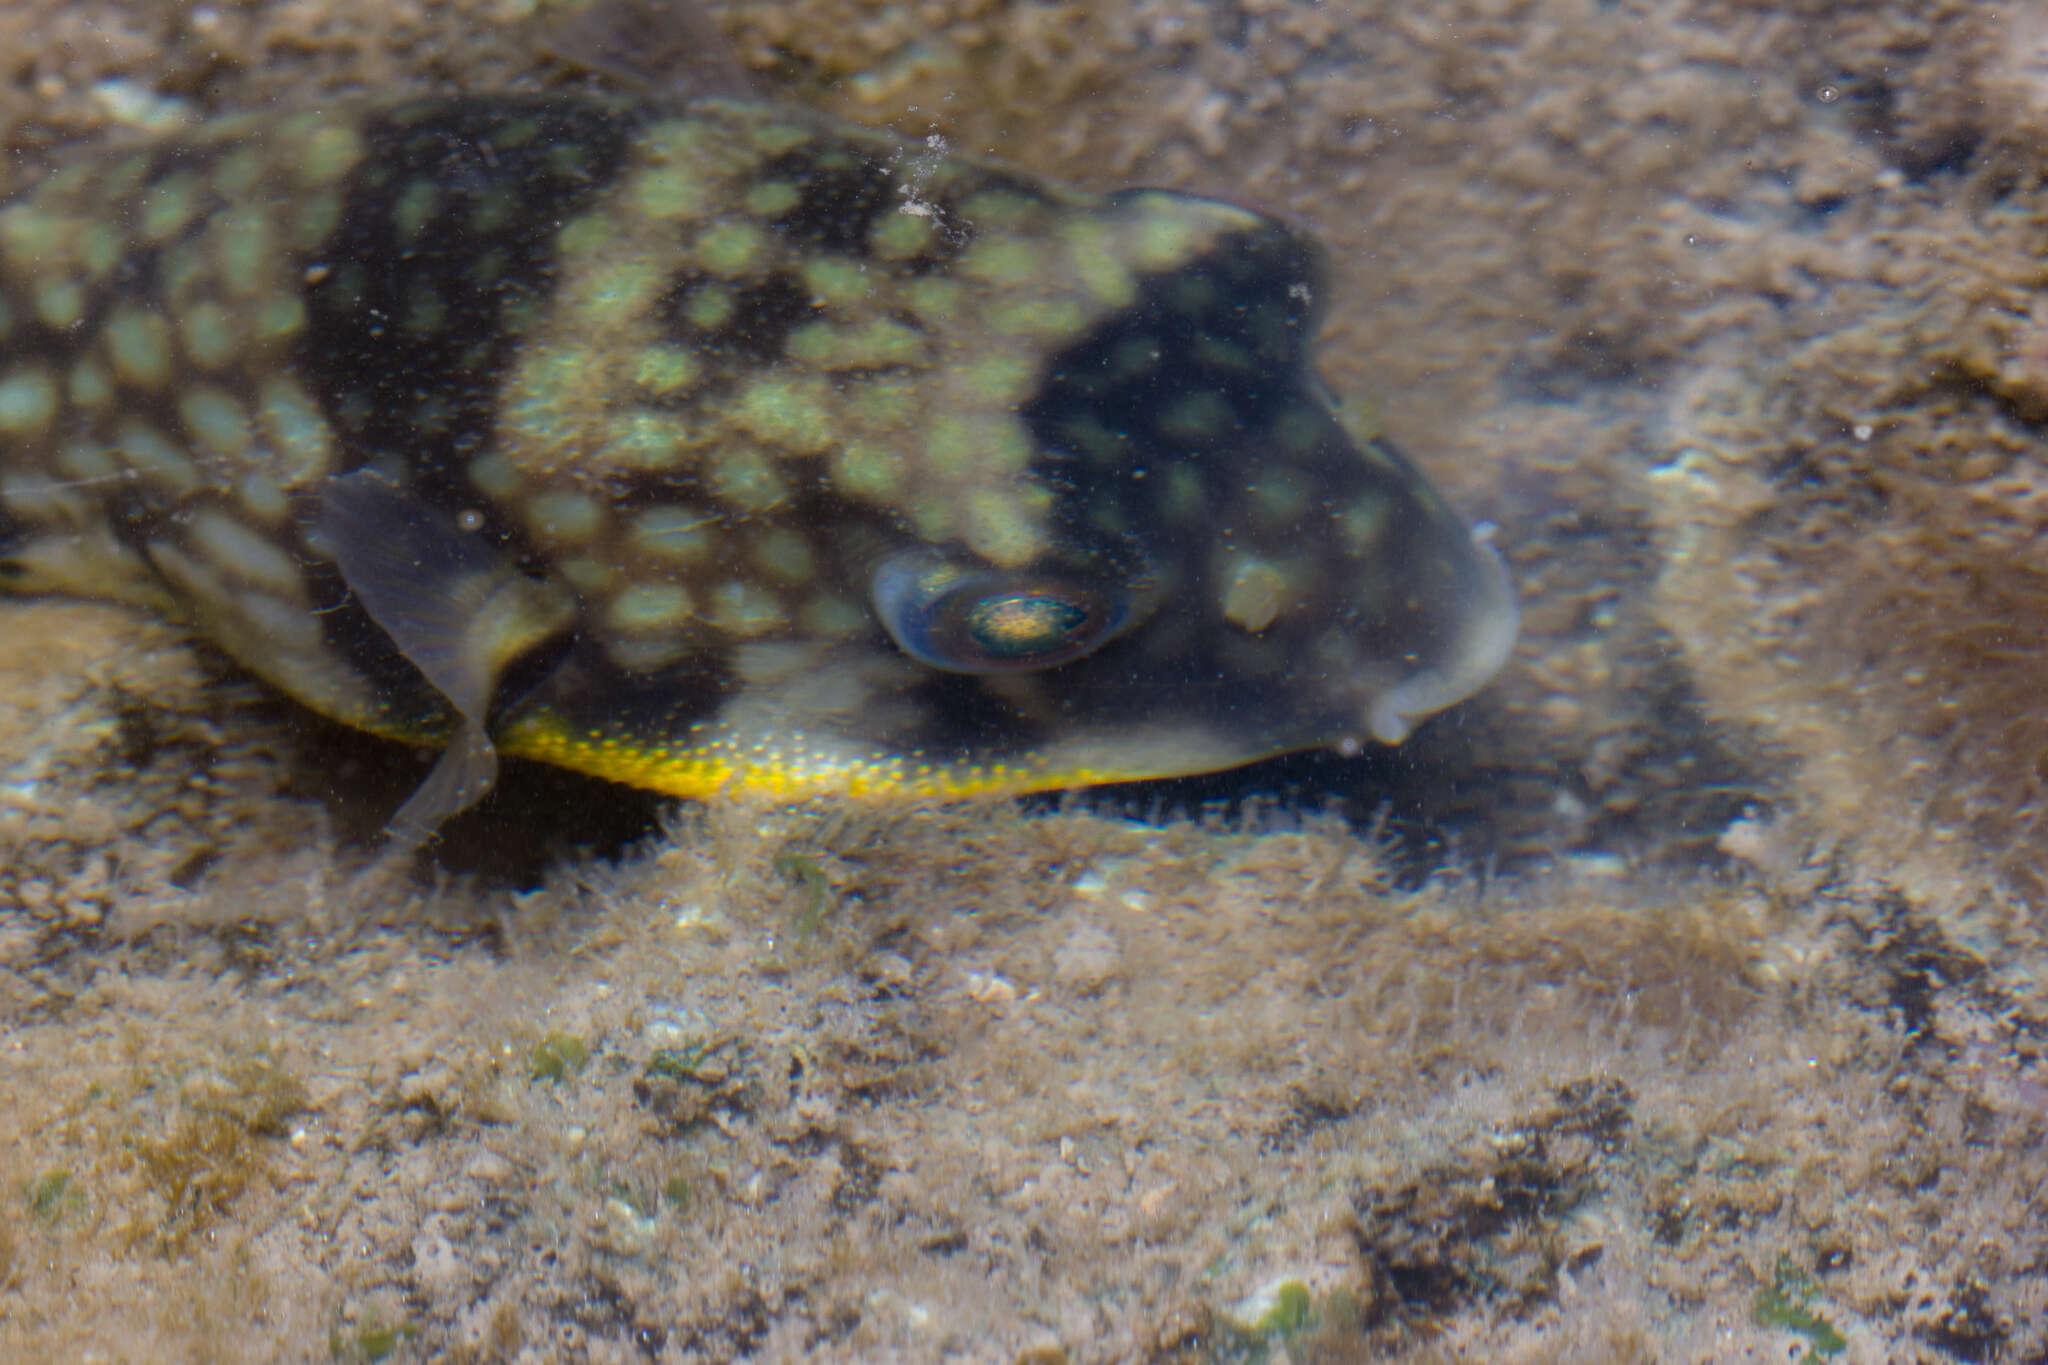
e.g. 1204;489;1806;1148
1022;206;1328;532
296;97;646;504
760;146;898;255
292;96;647;712
757;144;979;273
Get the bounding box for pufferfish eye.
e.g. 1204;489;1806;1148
871;549;1145;674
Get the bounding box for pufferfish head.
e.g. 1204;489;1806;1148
841;191;1515;790
495;182;1516;801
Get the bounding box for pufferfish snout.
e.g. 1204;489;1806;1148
0;92;1516;846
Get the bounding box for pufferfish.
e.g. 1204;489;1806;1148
0;83;1517;848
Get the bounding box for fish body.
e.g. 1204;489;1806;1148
0;93;1516;837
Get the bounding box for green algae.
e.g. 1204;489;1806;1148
529;1031;590;1082
1754;1260;1847;1363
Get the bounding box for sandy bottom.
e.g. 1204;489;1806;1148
5;2;2048;1362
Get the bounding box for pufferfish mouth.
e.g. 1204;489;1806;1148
1358;524;1519;746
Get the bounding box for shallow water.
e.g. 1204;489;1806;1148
1;3;2044;1362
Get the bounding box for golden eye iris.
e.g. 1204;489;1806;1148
963;594;1091;660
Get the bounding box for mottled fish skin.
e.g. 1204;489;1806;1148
0;93;1516;820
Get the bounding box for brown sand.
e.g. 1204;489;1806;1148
4;2;2047;1362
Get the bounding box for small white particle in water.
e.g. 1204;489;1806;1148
1852;422;1874;441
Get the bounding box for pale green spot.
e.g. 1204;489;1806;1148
696;219;764;277
642;118;717;163
139;172;204;243
1059;413;1121;464
830;441;902;501
744;180;802;217
630;506;713;561
752;528;815;584
608;411;697;469
527;490;604;545
1337;495;1389;554
750;123;811;156
800;594;868;638
34;280;85;330
1063;217;1135;307
962;353;1037;405
959;190;1041;229
470;185;517;234
113;418;199;494
238;471;289;523
404;282;447;335
904;276;962;320
215;146;264;195
300;124;365;185
786;318;925;370
711;446;788;512
1158;391;1234;444
547;143;591;179
468;452;521;500
958;236;1039;287
988;295;1085;338
68;359;112;410
1162;465;1207;524
964;490;1043;569
291;192;342;248
257;292;307;342
189;508;300;593
81;223;124;279
558;213;611;257
0;206;65;261
869;210;934;260
633;167;711;222
558;555;614;594
180;300;236;369
1194;334;1253;373
709;579;786;636
800;256;870;306
683;285;733;330
924;414;977;478
607;582;694;634
160;242;207;305
732;376;832;454
465;247;510;289
843;375;916;431
1247;471;1310;528
634;346;701;396
392;180;439;245
1221;556;1289;633
257;376;334;484
179;386;250;458
1273;404;1323;456
55;438;117;482
492;116;541;150
1128;198;1208;271
105;307;173;388
0;473;83;523
0;366;58;436
216;210;271;288
578;259;665;325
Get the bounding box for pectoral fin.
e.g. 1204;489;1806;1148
313;469;574;852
